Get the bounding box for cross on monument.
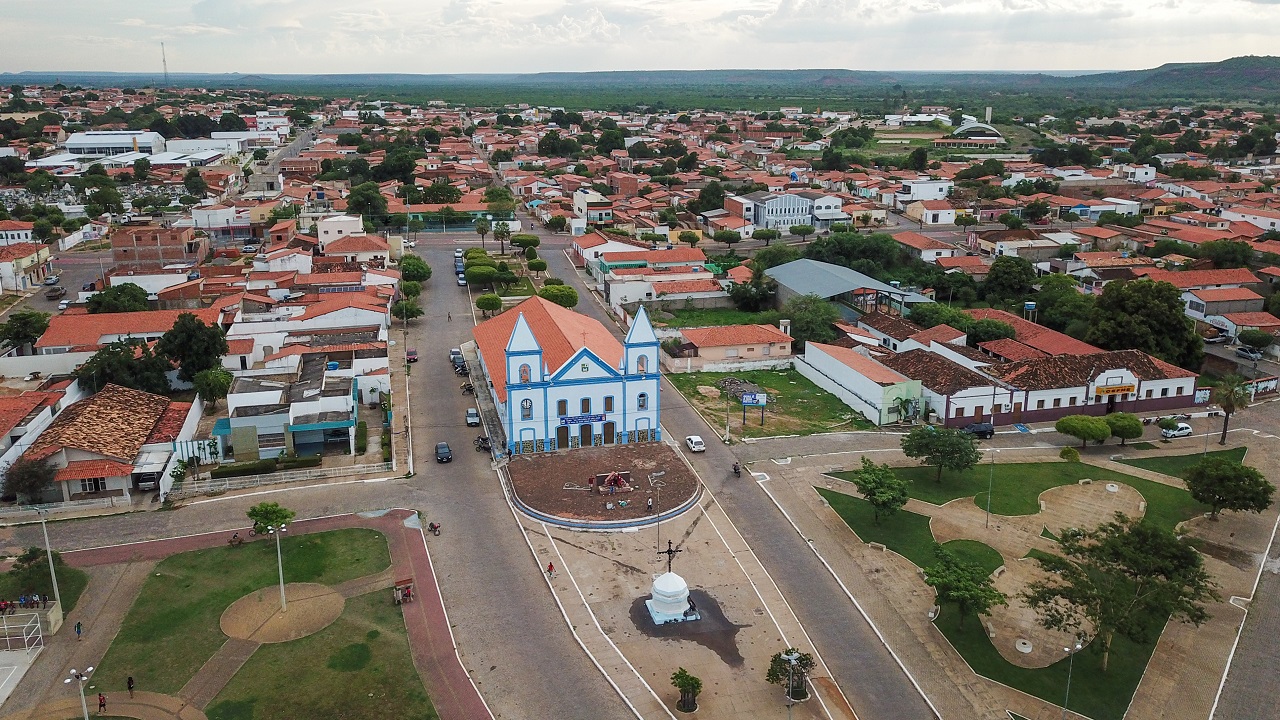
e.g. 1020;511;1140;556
658;540;683;574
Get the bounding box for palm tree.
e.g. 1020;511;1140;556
1212;374;1249;446
474;217;491;250
494;222;511;255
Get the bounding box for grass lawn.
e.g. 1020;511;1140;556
816;488;937;567
667;369;873;438
206;592;436;720
1119;447;1248;480
0;563;89;614
851;462;1207;533
654;306;763;328
497;276;536;297
940;539;1003;575
933;603;1161;720
94;528;390;695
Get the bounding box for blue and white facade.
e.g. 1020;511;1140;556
492;306;662;455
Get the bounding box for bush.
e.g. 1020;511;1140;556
277;454;322;470
210;459;278;478
1060;447;1080;462
355;421;368;454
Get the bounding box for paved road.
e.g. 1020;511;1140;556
515;217;938;719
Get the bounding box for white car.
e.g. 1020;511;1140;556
454;248;464;258
684;435;706;452
1161;422;1193;439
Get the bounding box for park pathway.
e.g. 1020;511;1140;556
3;509;491;720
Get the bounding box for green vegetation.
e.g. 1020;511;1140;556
95;529;391;694
933;603;1160;720
206;593;436;720
834;462;1207;533
497;276;536;297
667;369;872;438
1119;448;1248;480
654;306;767;328
0;552;89;613
816;488;936;567
938;539;1003;576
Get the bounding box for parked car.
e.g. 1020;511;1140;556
406;348;418;363
466;408;481;426
240;245;259;254
435;442;452;463
684;435;706;452
449;348;464;364
1235;346;1264;361
454;248;464;258
961;422;995;439
1204;334;1231;344
43;275;60;286
57;300;70;311
1161;422;1194;439
457;276;467;287
43;286;66;300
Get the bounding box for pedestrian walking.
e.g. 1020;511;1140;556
448;312;452;321
98;693;106;713
546;562;555;578
647;496;653;512
75;621;82;641
127;676;135;698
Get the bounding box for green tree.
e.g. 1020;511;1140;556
347;181;388;220
1103;412;1143;446
1185;457;1274;520
474;217;491;249
510;234;540;252
750;244;802;270
925;545;1008;628
0;310;50;354
6;547;70;599
788;224;816;242
528;258;548;276
546;215;568;232
1199;240;1253;269
132;157;151;181
677;231;700;248
218;112;248;131
900;426;982;482
955;214;979;232
399;280;422;299
247;501;295;532
670;668;702;713
1054;415;1111;448
848;457;910;524
1084;280;1203;370
997;213;1024;230
86;283;149;313
982;255;1036;302
475;293;503;317
1211;374;1249;446
751;228;781;246
156;312;229;382
493;221;511;254
192;367;233;410
252;148;268;162
728;263;777;312
423;182;463;204
183;167;208;197
2;456;56;503
1023;514;1220;671
75;340;171;394
765;648;815;701
538;284;579;308
1237;329;1274;352
712;230;741;254
399;255;432;282
1022;199;1052;222
391;299;424;321
966;319;1017;345
465;265;498;289
1036;273;1094;335
906;147;929;172
779;294;840;346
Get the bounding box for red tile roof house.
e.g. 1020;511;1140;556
22;384;193;502
663;323;794;373
796;342;922;425
892;231;961;263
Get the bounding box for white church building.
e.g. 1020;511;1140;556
472;296;662;455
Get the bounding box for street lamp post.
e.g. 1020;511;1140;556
33;508;61;610
267;524;288;611
64;666;93;720
780;650;800;720
1062;639;1083;720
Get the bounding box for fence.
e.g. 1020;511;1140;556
168;461;394;499
0;498;118;522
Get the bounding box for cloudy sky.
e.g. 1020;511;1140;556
3;0;1277;75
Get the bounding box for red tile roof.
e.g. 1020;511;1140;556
0;393;47;436
893;231;953;251
0;242;47;262
35;308;221;349
1190;287;1263;302
55;459;137;482
1135;268;1259;288
652;279;722;295
27;384;172;462
600;247;706;264
908;323;965;345
881;349;994;395
988;349;1195;390
808;342;910;386
964;309;1101;356
680;324;792;348
226;338;255;355
472;296;622;402
978;338;1049;361
1221;312;1280;328
146;402;191;444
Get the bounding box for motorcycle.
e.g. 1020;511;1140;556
474;435;492;451
460;383;475;395
454;364;469;376
732;463;741;478
427;522;441;536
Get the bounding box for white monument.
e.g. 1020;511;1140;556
646;541;701;624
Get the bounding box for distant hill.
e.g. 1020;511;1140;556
6;56;1280;104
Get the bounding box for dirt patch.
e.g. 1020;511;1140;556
507;443;700;522
220;582;344;643
1196;539;1256;571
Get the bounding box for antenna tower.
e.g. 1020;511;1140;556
161;43;170;87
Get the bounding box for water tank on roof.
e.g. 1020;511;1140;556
326;361;339;371
1024;301;1037;311
889;280;901;288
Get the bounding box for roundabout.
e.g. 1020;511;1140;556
220;582;345;643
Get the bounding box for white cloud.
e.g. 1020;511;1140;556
0;0;1276;74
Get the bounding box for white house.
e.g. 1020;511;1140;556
725;191;815;230
473;297;661;454
1220;206;1280;231
0;220;34;246
64;131;166;157
893;178;954;210
795;342;922;426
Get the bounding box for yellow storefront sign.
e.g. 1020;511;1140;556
1096;385;1135;396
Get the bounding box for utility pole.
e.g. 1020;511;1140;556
161;43;170;88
